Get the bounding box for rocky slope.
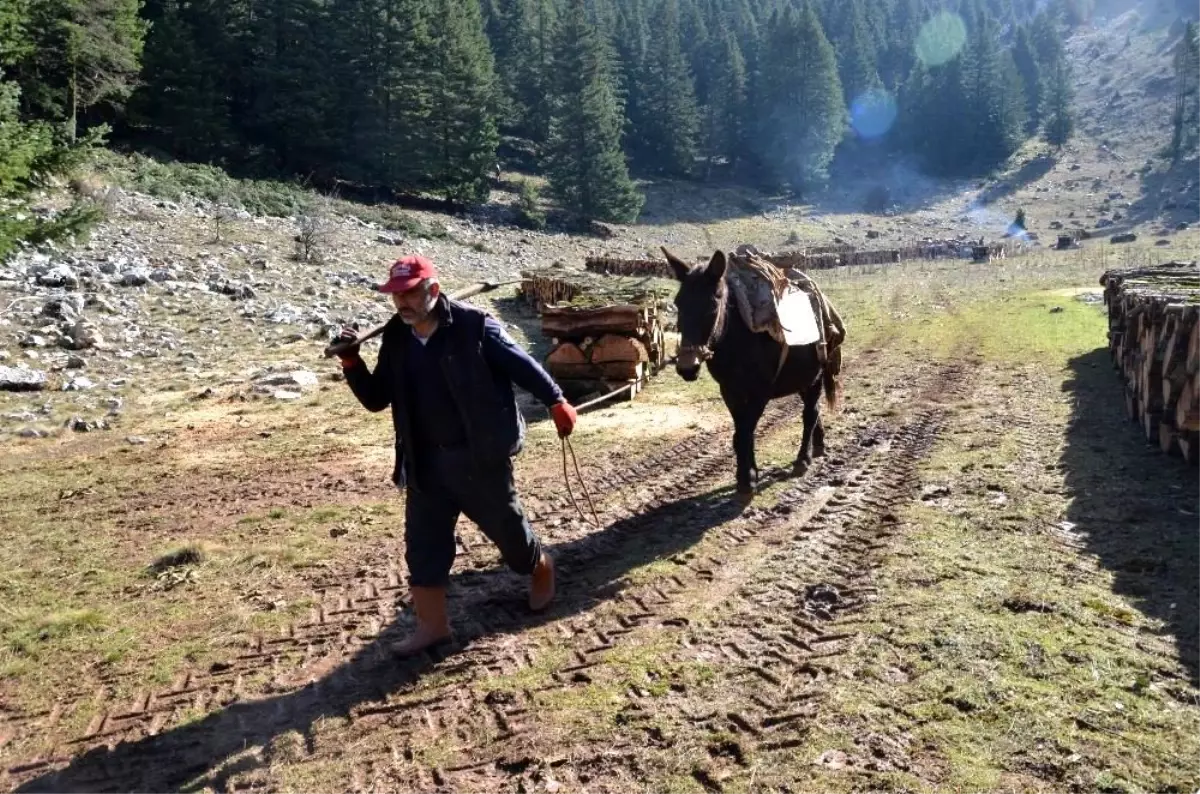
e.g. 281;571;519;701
1;4;1196;442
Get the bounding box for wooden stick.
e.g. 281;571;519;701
322;279;520;358
575;377;648;412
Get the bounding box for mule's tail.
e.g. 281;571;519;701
820;296;846;411
823;345;843;410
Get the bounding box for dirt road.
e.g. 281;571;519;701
2;272;1197;793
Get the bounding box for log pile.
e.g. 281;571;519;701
519;268;673;399
518;268;674;311
1100;261;1200;464
580;238;1029;279
584;255;673;279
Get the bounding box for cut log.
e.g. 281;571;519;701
1142;355;1164;413
542;305;649;339
598;360;644;381
546;342;588;367
1143;411;1161;442
590;334;649;363
1176;377;1199;431
1100;263;1200;460
1189;318;1200;375
1160;421;1180;456
1180;431;1200;465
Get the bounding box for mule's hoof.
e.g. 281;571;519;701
734;486;754;506
812;445;826;459
792;460;810;477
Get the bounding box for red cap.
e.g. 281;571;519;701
378;255;437;294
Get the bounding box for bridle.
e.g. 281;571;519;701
678;339;715;364
677;285;727;366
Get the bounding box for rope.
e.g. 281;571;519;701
561;435;601;528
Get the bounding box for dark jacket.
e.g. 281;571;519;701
343;295;564;489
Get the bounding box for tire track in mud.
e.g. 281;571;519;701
2;352;922;792
0;393;808;789
214;365;963;793
419;368;968;794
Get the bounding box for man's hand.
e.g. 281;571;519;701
550;400;577;438
333;325;362;367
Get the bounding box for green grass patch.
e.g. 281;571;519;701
788;397;1200;794
2;608;107;659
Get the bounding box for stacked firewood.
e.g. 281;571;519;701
584;255;673;279
1101;261;1200;463
581;238;1028;279
519;268;673;398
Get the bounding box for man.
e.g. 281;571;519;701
333;255;578;656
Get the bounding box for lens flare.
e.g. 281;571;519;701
850;89;898;139
915;11;967;67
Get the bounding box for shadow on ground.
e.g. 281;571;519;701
1124;155;1200;232
970;154;1058;207
1061;348;1199;686
15;485;747;792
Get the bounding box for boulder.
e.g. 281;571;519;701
121;269;151;287
66;319;105;350
254;369;319;393
41;295;85;321
0;366;47;391
36;264;79;289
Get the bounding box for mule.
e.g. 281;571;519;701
665;248;843;501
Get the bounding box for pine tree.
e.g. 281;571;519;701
15;0;148;140
130;0;237;161
328;0;435;190
242;0;338;177
753;3;845;194
613;0;649;158
493;0;555;141
424;0;501;202
1170;21;1199;160
545;0;643;222
959;17;1024;170
631;0;700;176
1012;25;1041;132
0;0;32;67
1041;54;1073;147
878;0;919;89
0;65;102;258
836;0;882;105
902;56;971;174
1;67;52;257
1029;9;1064;68
702;30;746;175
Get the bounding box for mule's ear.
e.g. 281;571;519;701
706;250;727;281
661;246;690;281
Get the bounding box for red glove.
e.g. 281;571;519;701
550;400;577;437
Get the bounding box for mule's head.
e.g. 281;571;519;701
663;247;728;382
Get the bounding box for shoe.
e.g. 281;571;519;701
390;586;453;657
528;551;555;611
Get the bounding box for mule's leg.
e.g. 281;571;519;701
794;381;824;476
812;412;826;459
732;398;768;498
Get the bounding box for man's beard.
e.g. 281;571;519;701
397;296;436;325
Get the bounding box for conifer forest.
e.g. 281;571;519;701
1;0;1134;225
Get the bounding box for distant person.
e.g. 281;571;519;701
333;255;578;655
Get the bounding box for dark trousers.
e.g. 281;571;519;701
403;447;542;588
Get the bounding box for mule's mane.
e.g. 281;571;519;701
705;262;731;346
